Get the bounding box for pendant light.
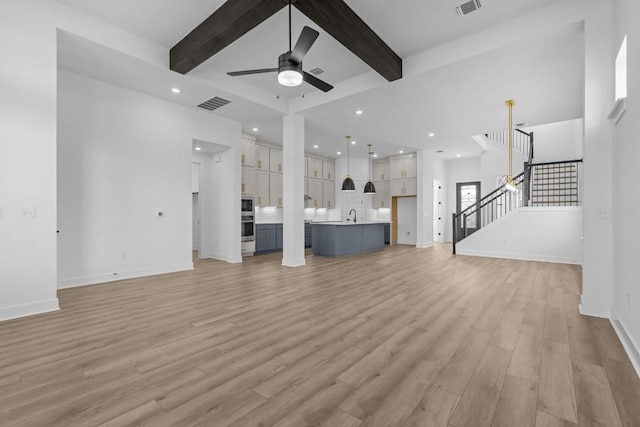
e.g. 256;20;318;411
341;135;356;192
364;144;376;194
504;99;517;192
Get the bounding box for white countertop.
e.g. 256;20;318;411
312;221;391;226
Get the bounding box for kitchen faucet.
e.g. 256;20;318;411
348;209;357;223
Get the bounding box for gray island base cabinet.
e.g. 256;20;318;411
312;223;385;257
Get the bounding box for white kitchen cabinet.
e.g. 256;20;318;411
322;180;335;208
322;160;335;181
241;166;255;195
270;148;283;173
269;173;283;207
241;137;255;167
372;181;390;208
256;145;269;171
306;178;323;208
372;161;390;182
191;162;199;193
390;156;416;179
391;177;417;196
255;170;269;206
307;157;323;179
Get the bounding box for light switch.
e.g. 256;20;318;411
21;208;36;218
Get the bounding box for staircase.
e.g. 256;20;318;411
453;129;583;256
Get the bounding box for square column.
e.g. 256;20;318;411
282;113;306;267
416;149;435;248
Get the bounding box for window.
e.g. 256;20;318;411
608;35;627;124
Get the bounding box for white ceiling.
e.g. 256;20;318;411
55;0;583;161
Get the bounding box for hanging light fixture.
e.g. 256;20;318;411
341;135;356;192
504;99;517;192
364;144;376;194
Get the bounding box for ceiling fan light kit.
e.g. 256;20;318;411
277;53;303;87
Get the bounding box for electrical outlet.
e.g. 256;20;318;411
20;208;36;219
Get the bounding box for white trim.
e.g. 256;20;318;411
610;318;640;379
282;257;306;267
416;242;434;249
607;97;627;125
208;253;243;264
578;295;611;318
457;249;580;265
0;298;60;322
57;263;194;289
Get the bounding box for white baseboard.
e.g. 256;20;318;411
610;317;640;379
456;248;580;265
57;263;194;289
416;242;434;249
578;295;611;318
282;257;306;267
0;298;60;322
207;253;243;263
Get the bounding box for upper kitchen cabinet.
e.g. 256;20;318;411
372;161;390;182
322;180;335;208
241;166;255;195
372;181;390;208
255;145;269;171
269;148;283;173
269;173;283;207
307;157;323;179
322;160;335;181
255;170;269;206
241;136;255;167
390;155;416;180
306;178;323;208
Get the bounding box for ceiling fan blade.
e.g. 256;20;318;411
227;68;278;76
303;71;333;92
289;26;319;64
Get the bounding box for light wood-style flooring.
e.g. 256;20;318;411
1;244;639;426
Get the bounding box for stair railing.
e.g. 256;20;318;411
452;171;525;254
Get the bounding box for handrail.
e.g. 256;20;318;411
529;158;583;167
457;170;525;218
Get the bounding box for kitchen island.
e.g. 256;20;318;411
311;222;386;257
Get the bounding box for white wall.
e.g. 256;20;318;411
580;0;615;318
457;207;583;264
444;157;482;241
0;0;187;321
611;0;640;372
523;118;584;163
57;71;241;287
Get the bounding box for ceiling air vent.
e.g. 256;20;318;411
455;0;482;16
197;96;231;111
308;67;324;76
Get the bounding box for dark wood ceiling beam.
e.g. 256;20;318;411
293;0;402;82
170;0;286;74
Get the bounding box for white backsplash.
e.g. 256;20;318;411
305;208;342;222
367;208;391;222
255;207;283;223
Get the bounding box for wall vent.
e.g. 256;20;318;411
309;67;324;76
455;0;481;16
197;96;231;111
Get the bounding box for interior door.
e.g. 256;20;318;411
433;179;442;242
397;196;417;245
456;181;481;238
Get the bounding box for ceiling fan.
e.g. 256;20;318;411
226;0;334;92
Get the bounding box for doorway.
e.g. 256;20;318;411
396;196;417;245
456;181;481;237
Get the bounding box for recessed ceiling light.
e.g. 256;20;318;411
337;151;341;155
429;132;435;137
195;147;202;151
252;127;258;132
351;140;357;145
456;154;461;157
171;88;180;94
399;150;404;154
356;110;363;115
313;145;318;149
